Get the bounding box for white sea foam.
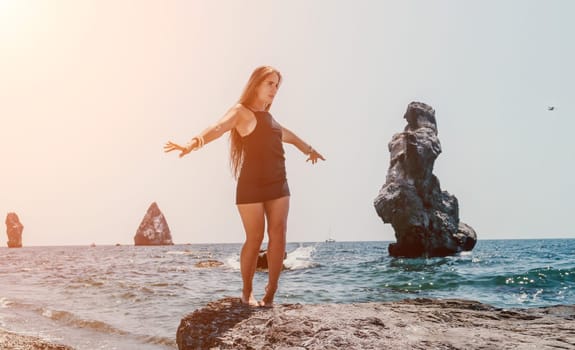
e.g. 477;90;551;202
166;251;186;255
225;255;241;270
166;250;197;255
41;308;53;319
223;245;317;271
283;245;316;270
166;250;212;260
0;297;11;308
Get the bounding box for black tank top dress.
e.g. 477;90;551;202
236;110;290;204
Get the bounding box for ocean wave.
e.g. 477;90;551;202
494;266;575;289
372;265;575;305
166;250;213;259
225;255;241;270
41;308;128;335
223;245;318;271
283;246;317;270
2;299;129;336
1;297;179;349
67;276;107;289
38;306;177;346
139;335;177;347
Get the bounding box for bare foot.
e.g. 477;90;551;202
240;292;259;307
259;285;276;308
258;299;274;308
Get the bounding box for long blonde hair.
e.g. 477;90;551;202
230;66;282;179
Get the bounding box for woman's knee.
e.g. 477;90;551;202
267;222;287;241
269;214;287;232
245;231;264;246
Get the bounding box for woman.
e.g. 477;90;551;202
164;66;325;307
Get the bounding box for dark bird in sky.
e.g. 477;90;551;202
548;106;555;111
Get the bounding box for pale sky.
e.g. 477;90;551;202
1;0;574;246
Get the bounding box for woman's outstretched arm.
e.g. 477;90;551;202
164;105;244;158
281;126;326;164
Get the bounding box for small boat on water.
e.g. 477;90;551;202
325;226;336;243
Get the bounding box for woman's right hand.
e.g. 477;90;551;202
164;141;191;158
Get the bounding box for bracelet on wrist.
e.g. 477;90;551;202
188;136;205;151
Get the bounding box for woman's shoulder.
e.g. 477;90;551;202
232;103;249;112
231;104;255;120
228;103;248;115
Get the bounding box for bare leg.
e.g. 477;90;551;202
237;202;265;306
261;196;289;307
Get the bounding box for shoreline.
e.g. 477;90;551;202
3;296;574;349
0;328;73;350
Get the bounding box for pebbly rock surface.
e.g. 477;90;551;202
134;202;174;246
374;102;477;257
0;329;73;350
5;212;23;248
176;297;575;350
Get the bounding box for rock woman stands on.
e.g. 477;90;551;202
164;66;325;307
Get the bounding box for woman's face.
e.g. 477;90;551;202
256;73;280;106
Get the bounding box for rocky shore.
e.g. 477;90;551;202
3;297;574;349
178;297;575;350
0;329;73;350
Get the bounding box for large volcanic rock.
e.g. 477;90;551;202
5;212;23;248
176;297;575;350
134;202;173;246
373;102;477;257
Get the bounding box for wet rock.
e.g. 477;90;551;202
195;260;224;268
374;102;477;257
134;202;173;246
257;250;287;270
5;212;23;248
455;222;477;251
176;297;575;350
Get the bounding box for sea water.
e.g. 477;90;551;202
0;239;574;349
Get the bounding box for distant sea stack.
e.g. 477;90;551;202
373;102;477;257
134;202;174;246
5;212;24;248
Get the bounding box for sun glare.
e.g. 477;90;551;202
0;0;40;37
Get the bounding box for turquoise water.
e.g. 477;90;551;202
0;239;574;349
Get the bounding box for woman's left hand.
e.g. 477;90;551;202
307;149;326;164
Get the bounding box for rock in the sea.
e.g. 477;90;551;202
5;212;23;248
176;297;575;350
134;202;173;246
256;249;287;270
194;260;224;268
374;102;477;257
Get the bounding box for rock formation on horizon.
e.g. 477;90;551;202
134;202;174;246
5;212;24;248
373;102;477;257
